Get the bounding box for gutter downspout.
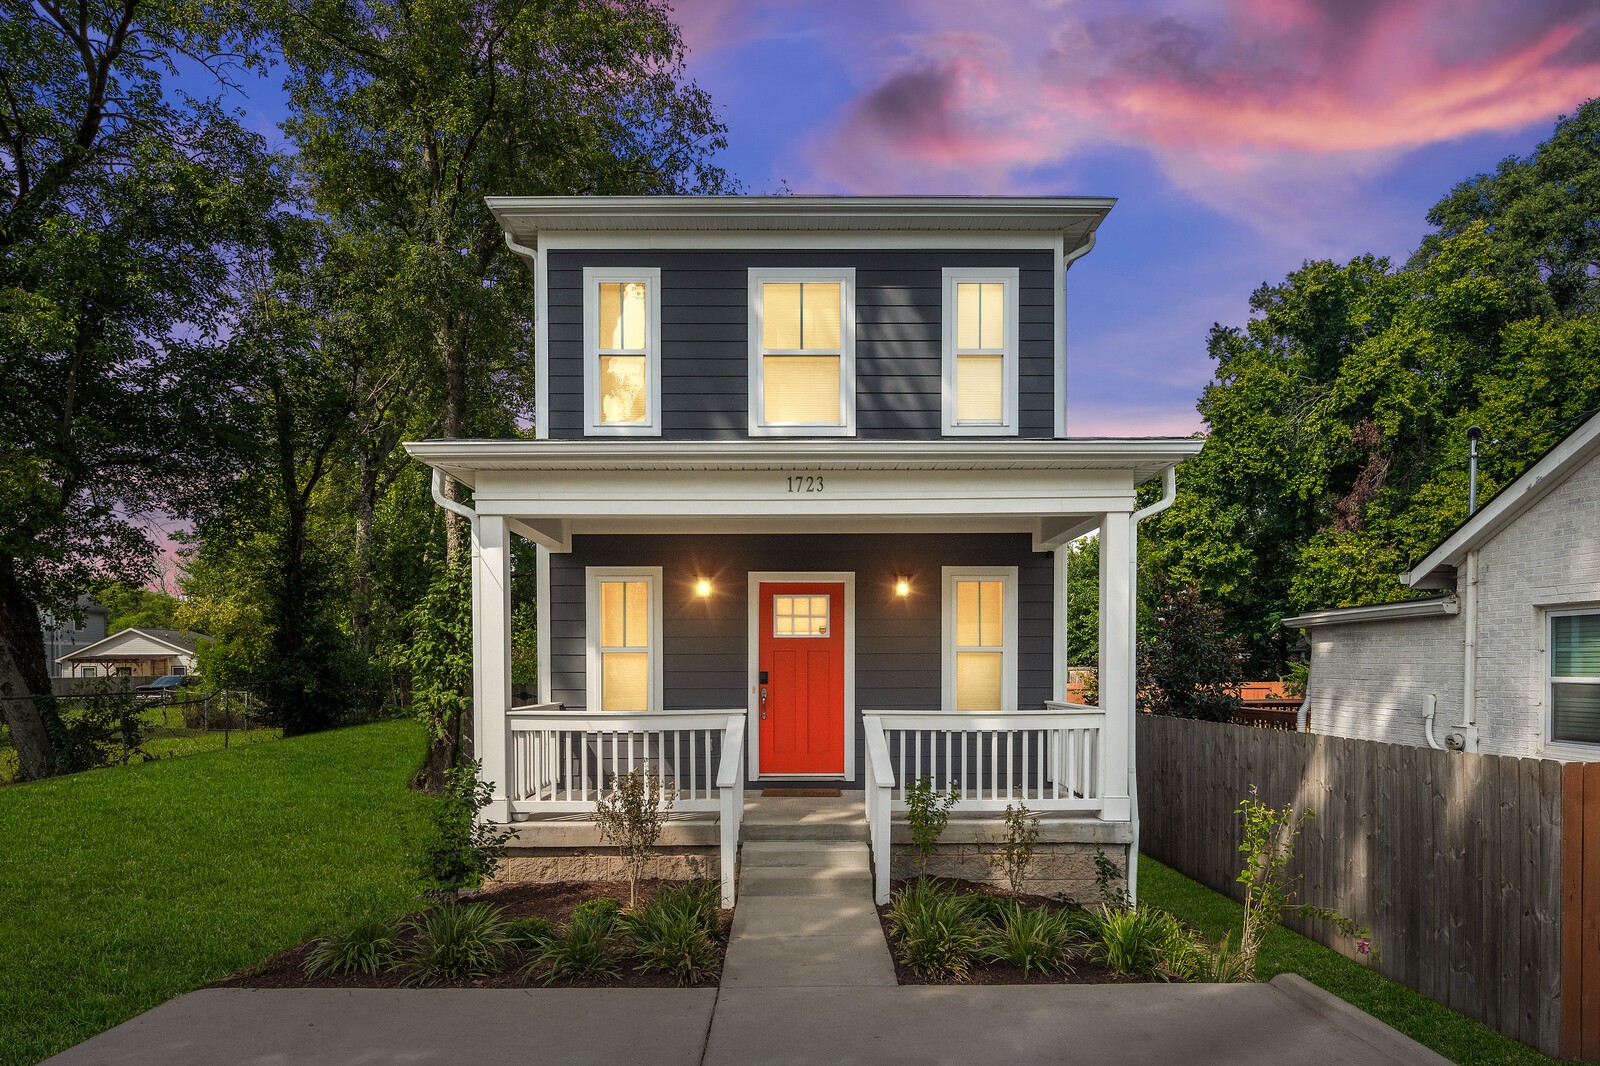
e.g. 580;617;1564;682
503;230;537;269
431;467;478;534
1422;693;1445;750
1453;551;1480;752
1126;464;1178;907
1063;230;1097;270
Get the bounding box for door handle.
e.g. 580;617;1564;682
760;686;767;720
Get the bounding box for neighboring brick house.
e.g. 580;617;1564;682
1285;411;1600;760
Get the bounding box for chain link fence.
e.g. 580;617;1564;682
0;686;280;785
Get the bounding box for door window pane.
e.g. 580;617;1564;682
763;355;840;423
774;594;829;637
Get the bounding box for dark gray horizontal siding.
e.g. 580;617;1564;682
545;250;1057;440
549;533;1055;784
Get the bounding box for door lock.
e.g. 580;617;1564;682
760;685;768;720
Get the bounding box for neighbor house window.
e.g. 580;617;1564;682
583;267;661;435
942;566;1018;711
586;567;663;712
942;267;1019;435
1550;610;1600;745
748;267;855;435
81;666;97;678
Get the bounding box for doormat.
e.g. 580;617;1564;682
761;788;842;798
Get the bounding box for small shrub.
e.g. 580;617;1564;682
962;892;1013;927
503;916;555;951
418;761;512;896
986;901;1075;978
303;915;399;978
572;897;623;931
886;880;989;980
535;911;622;984
903;776;959;879
593;765;675;908
1093;844;1127;909
402;902;511;986
650;879;721;935
1087;905;1172;979
991;803;1040;895
1194;931;1254;984
624;899;721;986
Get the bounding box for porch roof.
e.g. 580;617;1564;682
403;437;1201;489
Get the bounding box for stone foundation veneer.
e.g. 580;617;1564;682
889;841;1129;904
492;846;719;886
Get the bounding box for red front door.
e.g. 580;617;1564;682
758;582;845;776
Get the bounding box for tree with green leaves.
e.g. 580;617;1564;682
0;0;282;777
1144;99;1600;673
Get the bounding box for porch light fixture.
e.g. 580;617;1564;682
695;578;713;598
895;578;911;597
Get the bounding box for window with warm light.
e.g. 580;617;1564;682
942;566;1017;711
749;268;855;435
586;568;662;711
942;267;1018;435
584;267;661;435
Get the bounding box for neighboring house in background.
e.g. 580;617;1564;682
56;628;205;680
1286;410;1600;760
40;597;109;678
405;195;1201;907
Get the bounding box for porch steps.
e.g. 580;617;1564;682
739;842;872;897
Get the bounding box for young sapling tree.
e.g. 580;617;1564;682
593;764;675;908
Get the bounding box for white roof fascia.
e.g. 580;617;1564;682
56;627;198;663
403;438;1203;489
1283;596;1460;629
486;196;1115;253
1403;414;1600;588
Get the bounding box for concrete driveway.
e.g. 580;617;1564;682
46;976;1450;1066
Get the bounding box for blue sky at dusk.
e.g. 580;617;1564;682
198;0;1600;437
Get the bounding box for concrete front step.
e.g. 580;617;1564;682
740;841;870;871
741;821;868;842
738;866;873;897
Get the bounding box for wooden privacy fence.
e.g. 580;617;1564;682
1137;714;1600;1061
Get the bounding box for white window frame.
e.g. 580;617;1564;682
747;266;856;437
941;266;1020;436
1546;606;1600;752
582;266;662;436
941;565;1019;711
585;566;664;712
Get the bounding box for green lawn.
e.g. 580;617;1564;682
1140;856;1575;1066
0;720;430;1066
1;703;282;785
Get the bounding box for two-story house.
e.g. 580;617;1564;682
404;196;1200;907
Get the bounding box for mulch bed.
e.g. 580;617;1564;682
876;878;1154;987
215;879;732;990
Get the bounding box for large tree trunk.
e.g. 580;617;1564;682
436;315;468;561
0;557;61;778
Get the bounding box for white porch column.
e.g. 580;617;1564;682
472;514;513;823
1053;544;1069;701
1097;511;1134;821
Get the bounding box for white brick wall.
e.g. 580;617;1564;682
1308;454;1600;759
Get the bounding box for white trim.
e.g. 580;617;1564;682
746;571;857;781
1546;606;1600;752
535;241;550;440
1053;545;1068;701
1053;244;1066;439
536;544;552;705
581;267;661;436
1405;413;1600;588
56;627;199;663
747;267;857;437
941;566;1019;712
941;267;1020;436
1283;596;1460;628
584;566;664;712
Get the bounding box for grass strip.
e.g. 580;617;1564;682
1139;855;1570;1066
0;720;428;1066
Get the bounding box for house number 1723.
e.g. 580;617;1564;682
786;475;825;493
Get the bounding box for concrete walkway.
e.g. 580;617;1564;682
46;798;1452;1066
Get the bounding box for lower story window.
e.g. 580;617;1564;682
588;568;662;712
943;566;1018;711
1551;610;1600;745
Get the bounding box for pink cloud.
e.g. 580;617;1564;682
808;0;1600;222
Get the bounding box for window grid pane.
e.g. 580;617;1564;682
763;355;840;423
598;281;648;352
955;651;1003;711
956;354;1003;422
954;579;1004;650
763;283;802;350
600;580;649;649
774;594;829;637
955;282;1005;353
601;653;649;711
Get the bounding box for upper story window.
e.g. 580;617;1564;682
583;267;661;435
1550;610;1600;746
942;267;1019;435
942;566;1018;711
748;267;855;436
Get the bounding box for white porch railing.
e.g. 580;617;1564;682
504;706;746;906
862;704;1106;904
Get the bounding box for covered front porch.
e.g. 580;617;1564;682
404;437;1200;905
